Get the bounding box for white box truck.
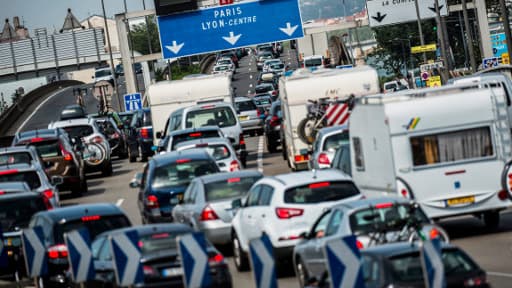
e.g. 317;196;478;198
144;74;233;143
280;66;379;171
349;83;512;227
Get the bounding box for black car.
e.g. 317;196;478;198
358;242;489;288
28;203;132;287
59;105;87;121
85;224;232;288
0;192;50;279
264;100;282;153
132;149;220;224
131;108;154;162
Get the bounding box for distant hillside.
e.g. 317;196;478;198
299;0;366;22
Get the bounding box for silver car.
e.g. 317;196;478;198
174;137;241;172
234;96;263;136
309;125;349;170
292;197;449;287
172;170;264;245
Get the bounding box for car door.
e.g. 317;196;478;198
313;209;344;276
252;184;274;236
238;184;262;246
173;181;198;227
301;210;333;278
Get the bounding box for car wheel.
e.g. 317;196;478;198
295;257;309;288
282;143;288;160
102;161;113;177
129;148;137;162
233;233;249;271
483;211;500;229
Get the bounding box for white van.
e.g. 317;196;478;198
280;66;379;171
349;83;512;227
301;55;324;69
145;74;233;143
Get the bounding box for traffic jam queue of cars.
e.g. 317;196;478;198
0;47;503;288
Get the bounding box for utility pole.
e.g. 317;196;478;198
434;0;449;83
101;0;121;111
500;0;512;61
462;0;476;73
414;0;427;63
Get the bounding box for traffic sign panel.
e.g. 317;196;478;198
411;44;437;54
483;57;499;69
420;238;446;288
323;235;365;288
64;228;95;283
124;92;142;111
502;53;510;65
491;33;508;57
177;232;211;288
110;230;144;286
157;0;304;59
249;233;277;288
367;0;447;28
22;226;48;277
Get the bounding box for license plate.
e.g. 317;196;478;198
161;267;183;277
239;115;249;121
447;196;475;206
177;194;184;200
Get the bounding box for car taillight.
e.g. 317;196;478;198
375;202;393;209
275;207;304;219
81;215;101;222
294;155;309;162
140;128;150;139
229;160;240;172
91;136;103;144
43;189;54;200
271;91;277;96
270;116;279;127
239;133;245;146
397;178;414;199
429;228;440;239
41;194;53;210
309;182;330;189
31;137;44;143
176;159;191;164
498;189;508;201
208;253;225;265
0;169;18;176
200;205;219;221
0;190;4;195
48;244;68;259
257;109;261;117
464;274;486;287
59;143;73;161
146;195;159;209
317;153;330;165
189;132;202;137
143;265;158;276
356;240;364;249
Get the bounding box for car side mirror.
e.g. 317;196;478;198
228;137;235;144
156;131;162;139
51;176;64;186
231;198;242;209
129;180;140;188
299;231;309;240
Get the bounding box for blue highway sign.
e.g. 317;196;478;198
249;233;277;288
0;228;7;268
64;228;95;283
177;232;211;288
491;33;508;57
110;230;144;286
22;226;48;277
324;235;365;288
482;57;499;69
157;0;304;59
124;92;142;111
420;238;446;288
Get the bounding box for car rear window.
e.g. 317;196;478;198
284;181;359;204
323;131;349;151
62;125;94;138
254;97;272;106
205;176;262;202
0;196;46;231
185;107;237;128
255;85;273;93
152;159;218;189
142;110;152;126
0;152;33;165
139;231;191;253
27;140;62;158
171;131;221;151
349;203;429;234
0;171;41;190
55;215;131;244
235;100;257;112
388;249;480;283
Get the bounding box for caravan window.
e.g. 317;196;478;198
410;127;493;167
353;137;365;171
185;107;237;128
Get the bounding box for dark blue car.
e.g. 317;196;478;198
133;149;220;224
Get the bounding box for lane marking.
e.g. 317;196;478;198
116;198;125;207
257;136;264;173
488;272;512;278
17;87;72;133
249;84;253;88
248;90;251;95
250;75;253;79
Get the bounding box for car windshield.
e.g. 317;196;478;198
142;110;152;126
217;60;231;66
349;203;429;234
26;140;62;158
255;85;274;93
185;107;237;128
271;63;284;69
284;181;359;204
205;176;261;202
214;66;229;72
152;160;218;189
235;100;257;112
0;171;41;190
61;125;94;138
323;131;349;151
388;249;480;283
254;97;272;106
0;152;33;165
95;69;112;77
55;215;131;244
0;196;46;231
171;131;221;151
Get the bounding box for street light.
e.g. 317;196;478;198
100;0;121;112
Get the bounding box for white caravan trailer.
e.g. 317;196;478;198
349;84;512;227
279;66;379;171
144;74;233;143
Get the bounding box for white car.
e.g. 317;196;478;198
262;59;282;72
230;169;363;271
174;137;241;172
212;64;234;79
215;58;235;71
93;67;114;84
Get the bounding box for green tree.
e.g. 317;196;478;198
130;16;161;55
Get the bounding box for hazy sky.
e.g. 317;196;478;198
1;0;155;34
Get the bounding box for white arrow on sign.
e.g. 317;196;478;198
111;233;142;286
222;32;242;45
23;228;46;277
249;236;276;288
65;230;94;282
166;41;185;54
179;234;209;288
279;22;298;36
324;236;363;288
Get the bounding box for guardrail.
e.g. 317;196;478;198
0;80;83;136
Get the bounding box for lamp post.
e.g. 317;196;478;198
392;38;412;77
100;0;121;111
